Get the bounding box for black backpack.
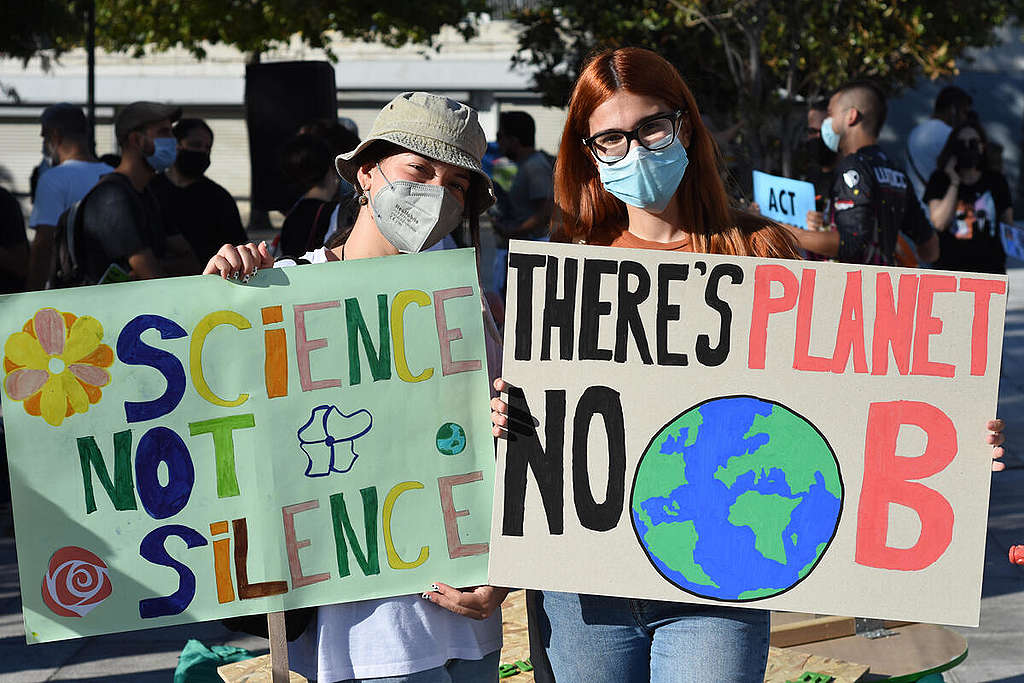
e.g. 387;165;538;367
50;188;93;288
50;173;139;288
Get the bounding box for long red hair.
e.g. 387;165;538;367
553;47;798;259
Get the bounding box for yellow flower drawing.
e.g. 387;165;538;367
3;308;113;426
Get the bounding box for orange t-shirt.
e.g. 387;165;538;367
607;230;692;252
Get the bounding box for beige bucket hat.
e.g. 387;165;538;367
336;91;495;212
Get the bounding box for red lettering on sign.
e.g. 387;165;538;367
855;401;956;571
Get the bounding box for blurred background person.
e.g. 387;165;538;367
492;110;554;293
277;133;339;257
298;118;361;245
923;120;1012;273
0;183;28;294
150;118;247;263
906;86;972;209
26;103;114;289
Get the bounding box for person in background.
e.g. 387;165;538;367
0;184;28;294
906;86;972;208
788;81;938;266
277;133;339;257
298;118;361;245
493;111;554;291
924;120;1012;274
26;103;114;289
78;101;200;282
149;118;247;263
800;98;838;233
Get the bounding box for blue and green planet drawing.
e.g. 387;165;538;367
631;396;843;601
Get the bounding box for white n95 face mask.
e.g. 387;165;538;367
368;164;465;253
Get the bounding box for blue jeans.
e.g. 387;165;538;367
536;591;769;682
339;650;500;683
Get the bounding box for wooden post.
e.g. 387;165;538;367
267;611;289;683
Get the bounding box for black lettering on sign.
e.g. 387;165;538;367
696;263;743;366
769;188;780;213
657;263;689;366
579;259;617;361
541;256;578;361
502;388;566;536
509;252;546;361
614;260;654;364
572;386;626;532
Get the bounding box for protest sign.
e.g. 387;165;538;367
489;240;1006;627
0;249;494;644
753;170;817;229
1000;222;1024;262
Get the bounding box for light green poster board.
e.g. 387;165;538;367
0;249;494;644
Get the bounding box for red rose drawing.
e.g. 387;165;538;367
41;546;112;618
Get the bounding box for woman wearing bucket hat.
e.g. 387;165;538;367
205;92;507;682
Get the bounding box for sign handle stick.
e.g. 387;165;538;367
267;611;289;683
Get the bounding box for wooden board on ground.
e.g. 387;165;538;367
770;612;912;648
764;647;869;683
217;655;307;683
790;623;967;680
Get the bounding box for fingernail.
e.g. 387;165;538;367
242;274;250;283
421;592;431;599
431;584;439;591
251;267;259;276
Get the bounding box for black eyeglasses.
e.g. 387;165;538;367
583;110;686;164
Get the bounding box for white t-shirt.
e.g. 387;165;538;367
28;160;114;227
279;247;503;681
905;118;951;203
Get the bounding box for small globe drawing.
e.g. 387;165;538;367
630;395;842;601
435;422;467;456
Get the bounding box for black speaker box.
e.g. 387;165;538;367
245;61;337;213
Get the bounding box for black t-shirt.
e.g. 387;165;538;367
280;198;337;258
150;173;247;264
0;186;28;293
828;145;934;266
922;168;1010;274
80;173;175;282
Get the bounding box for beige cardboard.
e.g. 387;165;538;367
488;240;1007;627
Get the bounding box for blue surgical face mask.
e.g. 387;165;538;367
597;138;688;213
146;136;178;172
821;117;840;153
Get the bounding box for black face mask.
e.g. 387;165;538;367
954;140;983;171
175;149;211;177
797;136;837;171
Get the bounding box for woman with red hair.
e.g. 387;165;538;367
490;47;1007;680
496;46;796;682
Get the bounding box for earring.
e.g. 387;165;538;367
357;194;368;206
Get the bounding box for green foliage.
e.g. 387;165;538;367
512;0;1020;174
1;0;488;63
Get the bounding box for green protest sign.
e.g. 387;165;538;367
0;249;494;644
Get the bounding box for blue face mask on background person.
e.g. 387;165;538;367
597;138;688;213
821;117;840;153
146;136;178;172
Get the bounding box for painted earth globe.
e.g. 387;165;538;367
435;422;467;456
630;396;843;601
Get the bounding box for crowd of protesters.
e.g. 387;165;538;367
0;63;1014;683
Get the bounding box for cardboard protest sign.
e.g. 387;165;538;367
489;240;1006;627
753;170;817;229
1000;222;1024;262
0;249;494;643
